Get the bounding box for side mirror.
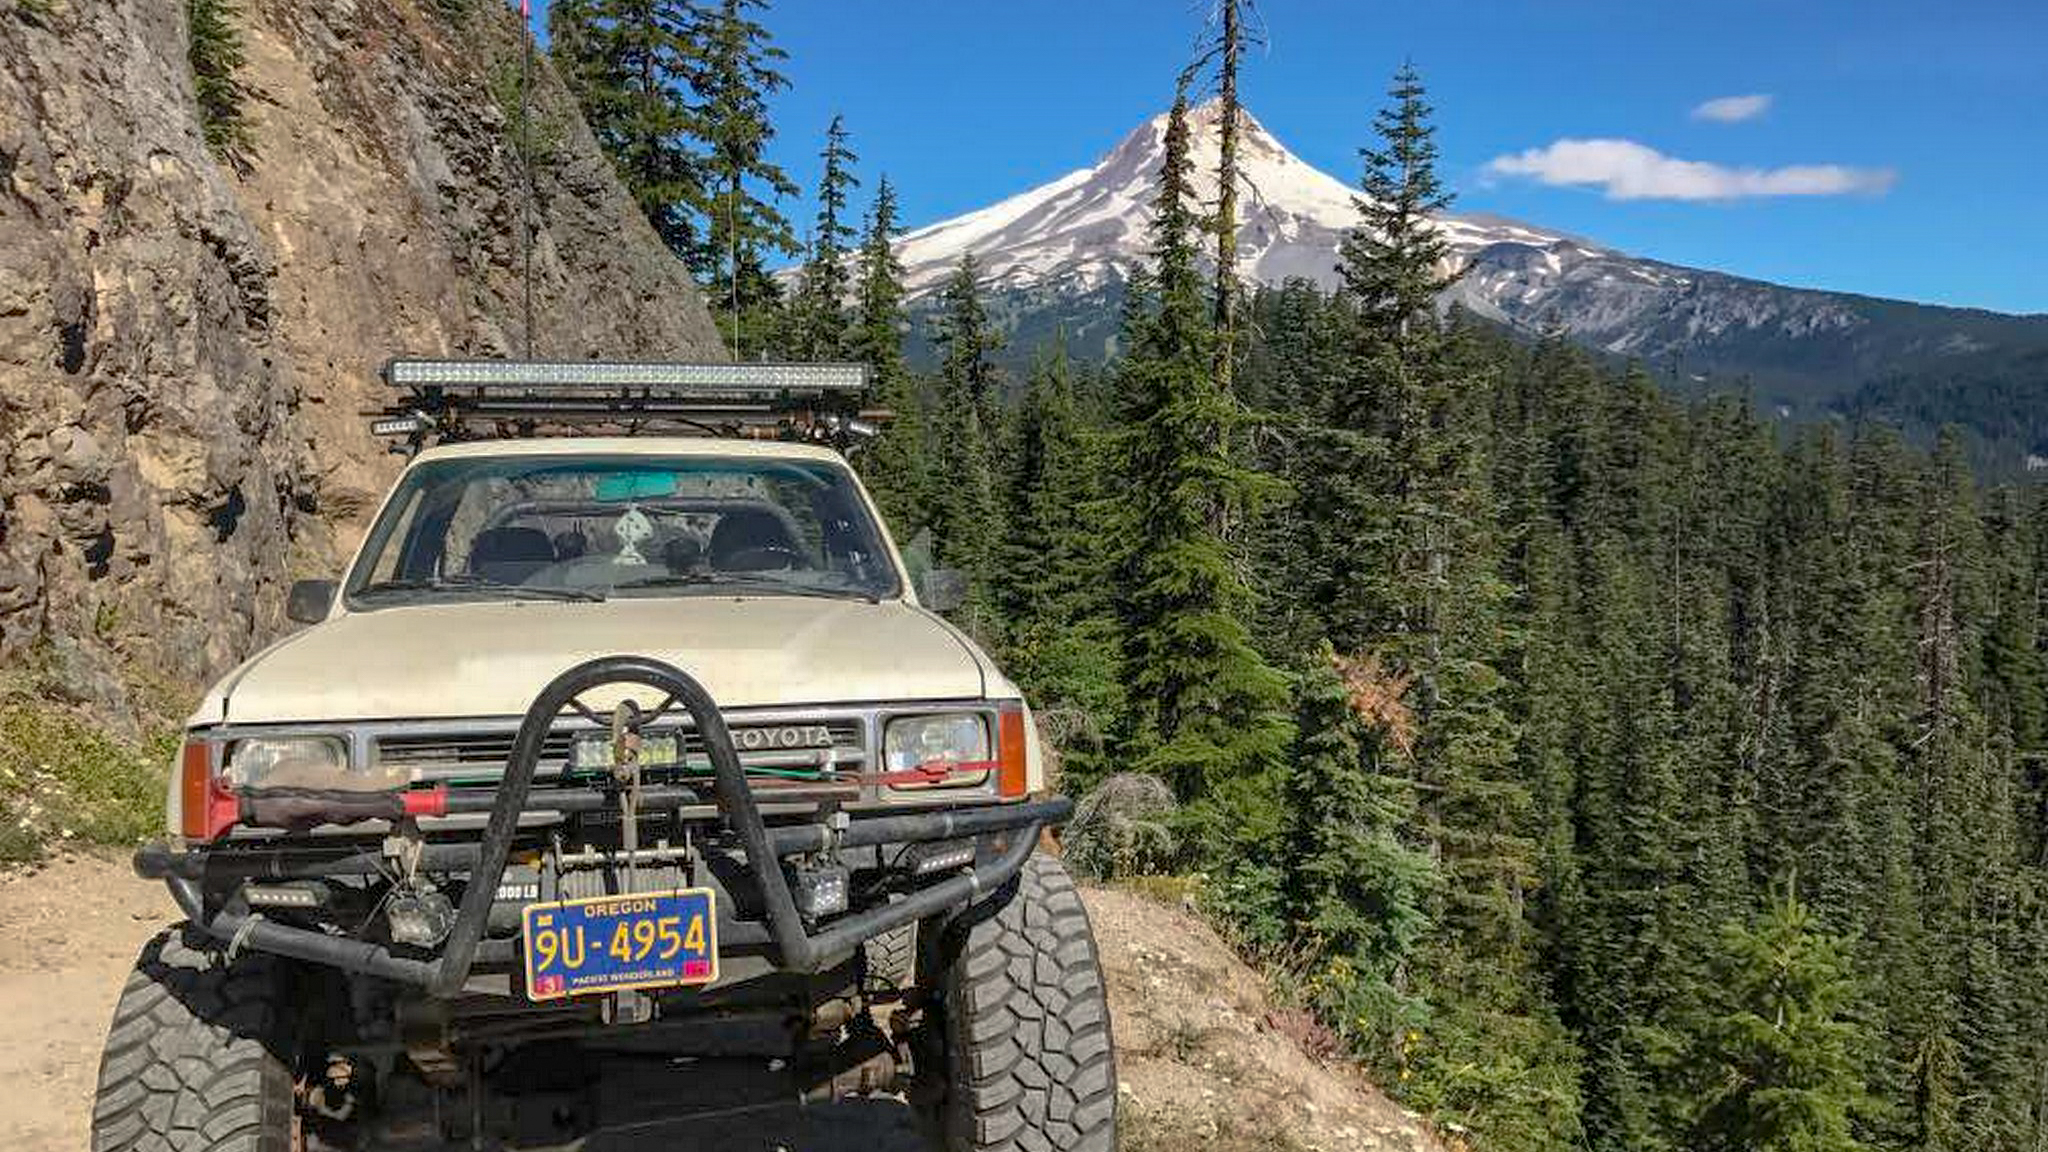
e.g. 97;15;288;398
286;579;338;624
917;568;967;614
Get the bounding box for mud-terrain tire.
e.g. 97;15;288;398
927;854;1117;1152
91;925;298;1152
864;910;918;991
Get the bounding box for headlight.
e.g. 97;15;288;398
228;736;398;792
884;713;990;788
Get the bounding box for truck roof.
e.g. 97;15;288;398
408;436;853;466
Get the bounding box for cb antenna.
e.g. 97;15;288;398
517;0;536;357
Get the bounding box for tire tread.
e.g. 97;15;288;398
940;855;1117;1152
90;925;294;1152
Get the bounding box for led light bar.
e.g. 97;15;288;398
370;414;427;438
384;358;868;395
370;358;884;451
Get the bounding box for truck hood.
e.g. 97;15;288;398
200;597;993;725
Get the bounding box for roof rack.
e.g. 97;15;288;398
370;358;881;453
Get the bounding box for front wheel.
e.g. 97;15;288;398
923;854;1118;1152
92;925;299;1152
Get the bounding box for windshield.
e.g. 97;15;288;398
343;452;901;607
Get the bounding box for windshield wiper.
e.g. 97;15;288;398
612;572;880;604
354;575;607;604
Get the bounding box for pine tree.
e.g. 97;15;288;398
849;177;907;379
998;343;1124;767
933;253;1004;430
1242;280;1353;658
1000;342;1099;627
1314;65;1584;1150
924;255;1004;640
548;0;702;258
1286;642;1434;1054
790;114;860;360
1339;61;1456;345
1691;880;1868;1152
848;175;926;531
690;0;798;355
1109;87;1291;917
188;0;255;169
1202;0;1262;396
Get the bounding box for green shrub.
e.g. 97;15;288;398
489;56;567;169
188;0;255;168
0;690;171;864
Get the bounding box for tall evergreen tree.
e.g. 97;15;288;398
924;255;1004;640
998;343;1124;765
548;0;701;258
1690;881;1868;1152
690;0;797;355
1109;88;1291;895
849;176;907;384
790;113;859;360
1203;0;1261;396
1285;642;1434;1054
932;253;1004;431
848;176;926;531
1339;61;1456;342
1322;66;1584;1150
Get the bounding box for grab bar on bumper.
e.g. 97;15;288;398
146;656;1069;996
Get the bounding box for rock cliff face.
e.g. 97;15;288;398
0;0;722;717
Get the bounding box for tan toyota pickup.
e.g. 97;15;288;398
98;360;1117;1152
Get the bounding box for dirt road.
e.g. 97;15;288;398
0;854;172;1152
0;854;1435;1152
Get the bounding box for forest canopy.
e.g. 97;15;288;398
547;5;2048;1148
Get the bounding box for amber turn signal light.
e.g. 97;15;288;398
996;704;1030;799
177;739;238;842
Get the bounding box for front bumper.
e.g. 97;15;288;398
134;656;1071;996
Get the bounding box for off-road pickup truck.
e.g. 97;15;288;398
96;360;1116;1151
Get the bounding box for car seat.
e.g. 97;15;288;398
468;526;555;584
708;510;801;572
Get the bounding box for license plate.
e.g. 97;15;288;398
521;889;718;1001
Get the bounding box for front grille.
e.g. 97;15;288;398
374;718;866;782
375;732;579;771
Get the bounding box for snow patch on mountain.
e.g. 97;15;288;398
891;100;1878;360
896;99;1585;301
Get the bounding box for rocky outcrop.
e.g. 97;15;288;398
0;0;722;719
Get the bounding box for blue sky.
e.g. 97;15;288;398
534;1;2047;314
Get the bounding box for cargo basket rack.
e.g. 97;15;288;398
369;358;882;453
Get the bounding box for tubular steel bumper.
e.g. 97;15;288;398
135;656;1070;996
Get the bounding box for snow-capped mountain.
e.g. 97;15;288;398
898;100;1576;302
895;102;2048;432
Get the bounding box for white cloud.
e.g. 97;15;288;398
1692;93;1773;123
1482;138;1897;201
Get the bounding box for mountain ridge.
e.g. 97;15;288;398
895;102;2048;463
